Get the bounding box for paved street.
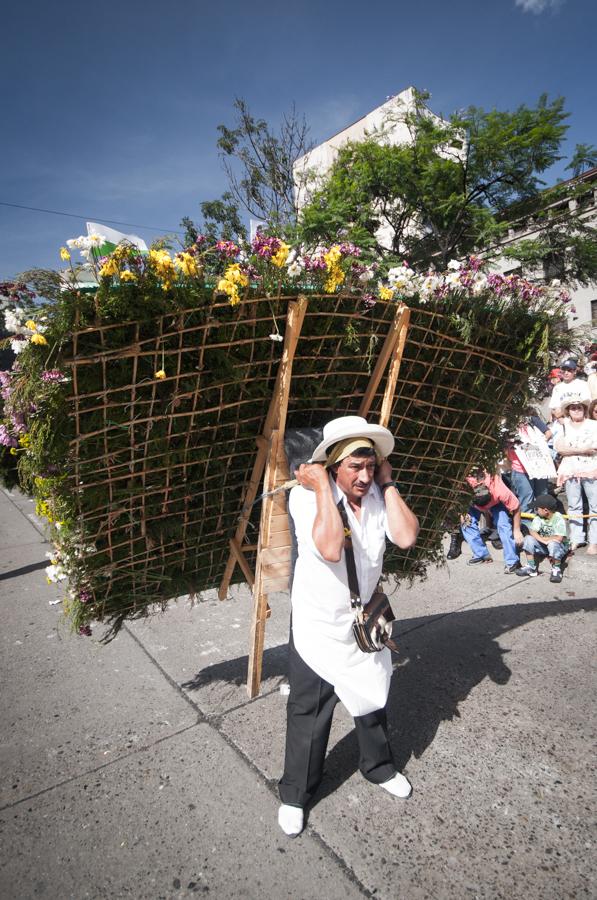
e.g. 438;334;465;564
0;485;595;900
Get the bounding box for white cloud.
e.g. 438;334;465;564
514;0;564;13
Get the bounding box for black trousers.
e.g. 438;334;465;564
278;633;396;808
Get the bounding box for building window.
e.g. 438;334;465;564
591;299;597;324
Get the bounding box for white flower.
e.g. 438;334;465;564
46;563;67;583
287;261;304;278
420;274;443;298
358;268;374;283
445;271;462;288
87;233;103;246
447;259;461;270
471;273;488;295
4;307;26;334
285;248;298;267
550;278;561;287
10;337;27;354
269;333;284;342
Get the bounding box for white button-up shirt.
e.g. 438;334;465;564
288;474;393;716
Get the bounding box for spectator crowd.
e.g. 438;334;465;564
446;351;597;584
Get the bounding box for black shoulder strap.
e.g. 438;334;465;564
337;499;361;606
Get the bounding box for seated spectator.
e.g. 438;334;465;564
516;494;569;583
555;396;597;554
460;468;523;572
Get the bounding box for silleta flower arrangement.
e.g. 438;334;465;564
0;232;574;638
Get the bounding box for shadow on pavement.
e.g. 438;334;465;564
0;560;48;581
182;596;597;804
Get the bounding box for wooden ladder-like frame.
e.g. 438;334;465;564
218;298;411;697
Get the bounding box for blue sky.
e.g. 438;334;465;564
1;0;595;279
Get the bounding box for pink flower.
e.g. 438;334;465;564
215;240;240;258
41;369;66;383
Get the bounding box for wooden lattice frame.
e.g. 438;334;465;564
63;292;543;634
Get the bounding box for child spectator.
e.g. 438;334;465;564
516;494;569;583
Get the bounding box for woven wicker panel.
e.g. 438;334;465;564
65;294;536;630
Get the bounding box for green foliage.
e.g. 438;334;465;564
298;91;596;281
565;143;597;178
199;192;248;244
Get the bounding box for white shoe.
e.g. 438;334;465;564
380;771;412;799
278;804;304;837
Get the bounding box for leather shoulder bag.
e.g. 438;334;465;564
337;500;398;653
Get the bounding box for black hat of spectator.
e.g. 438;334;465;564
533;494;557;511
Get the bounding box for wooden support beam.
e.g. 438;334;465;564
379;305;410;427
358;303;405;419
247;428;282;697
218;295;308;600
229;539;255;588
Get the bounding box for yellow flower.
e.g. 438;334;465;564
9;447;18;456
324;245;342;268
271;242;290;268
323;245;345;293
120;270;137;282
216;264;249;305
174;251;199;278
30;332;48;346
19;433;31;448
155;369;167;380
378;286;395;301
25;319;38;331
99;258;119;277
60;247;71;261
225;263;249;287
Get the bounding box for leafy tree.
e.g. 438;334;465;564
182;99;312;245
214;98;312;230
565;143;597;179
298;91;597;284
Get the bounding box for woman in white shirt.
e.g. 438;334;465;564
555;397;597;553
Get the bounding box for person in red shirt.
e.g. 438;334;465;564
460;468;523;572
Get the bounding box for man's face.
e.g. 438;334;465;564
335;454;376;503
561;367;576;383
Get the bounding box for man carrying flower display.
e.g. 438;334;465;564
278;416;419;838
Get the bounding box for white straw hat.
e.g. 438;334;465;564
562;395;590;414
309;416;394;462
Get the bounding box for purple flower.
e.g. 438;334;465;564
337;242;361;258
0;425;18;448
251;233;282;260
78;624;92;636
362;293;377;309
78;589;93;604
10;412;27;434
